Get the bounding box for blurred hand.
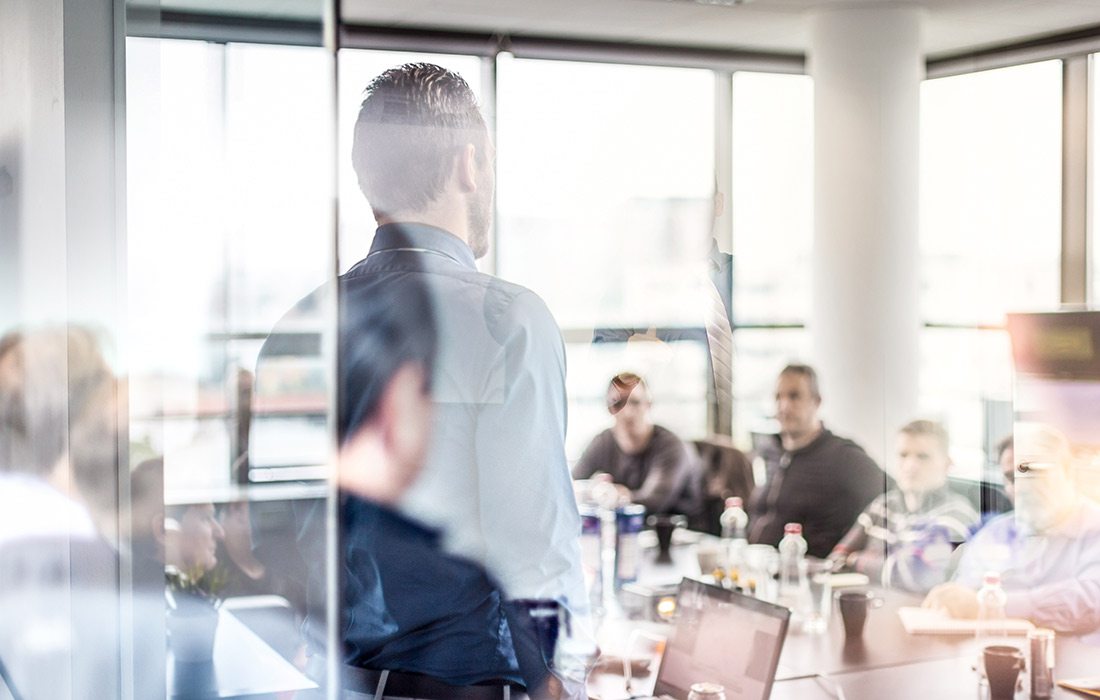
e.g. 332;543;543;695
221;501;265;580
825;550;848;573
922;583;979;619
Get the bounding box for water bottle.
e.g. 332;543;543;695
614;504;646;588
719;497;748;540
719;497;749;575
777;523;809;621
975;571;1009;676
578;505;603;615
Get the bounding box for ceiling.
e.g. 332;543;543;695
137;0;1100;58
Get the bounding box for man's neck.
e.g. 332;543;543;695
780;422;823;452
377;206;469;247
902;490;925;512
613;423;655;455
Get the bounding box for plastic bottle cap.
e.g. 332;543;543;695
725;497;743;508
784;523;802;535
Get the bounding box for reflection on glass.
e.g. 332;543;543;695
126;29;334;698
919;61;1061;479
497;57;715;330
0;327;137;698
731;72;813;326
920;60;1062;326
497;57;717;449
731;328;810;443
918;328;1013;479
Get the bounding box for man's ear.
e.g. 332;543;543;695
455;143;479;194
152;513;167;545
379;363;432;473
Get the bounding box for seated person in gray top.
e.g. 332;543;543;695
572;372;700;515
830;420;979;593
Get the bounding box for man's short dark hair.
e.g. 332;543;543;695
352;63;487;220
779;363;821;400
995;434;1013;460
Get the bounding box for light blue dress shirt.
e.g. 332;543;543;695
954;499;1100;633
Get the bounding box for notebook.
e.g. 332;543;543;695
641;578;791;700
898;606;1034;635
1058;677;1100;697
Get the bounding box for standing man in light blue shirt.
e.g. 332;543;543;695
347;62;591;697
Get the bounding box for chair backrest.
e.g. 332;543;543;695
946;476;1012;519
689;437;755;535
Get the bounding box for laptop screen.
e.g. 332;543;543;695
653;578;790;700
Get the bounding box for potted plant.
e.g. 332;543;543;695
165;565;226;663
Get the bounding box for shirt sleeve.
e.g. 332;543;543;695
834;496;879;556
847;446;888;510
572;432;605;480
937;498;981;544
1004;572;1100;633
844;496;886;582
631;432;692;513
885;497;981;593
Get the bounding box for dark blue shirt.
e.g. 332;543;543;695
342;497;522;685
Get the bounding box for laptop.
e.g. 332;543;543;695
642;578;791;700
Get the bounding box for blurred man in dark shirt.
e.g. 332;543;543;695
573;372;699;515
748;364;889;558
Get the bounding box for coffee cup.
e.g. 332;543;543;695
836;590;883;638
983;645;1025;700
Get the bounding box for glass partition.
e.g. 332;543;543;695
919;59;1062;477
496;56;717;453
124;4;337;697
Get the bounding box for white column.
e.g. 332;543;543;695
809;5;923;464
0;0;125;341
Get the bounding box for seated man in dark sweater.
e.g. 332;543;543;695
748;364;890;559
572;372;700;516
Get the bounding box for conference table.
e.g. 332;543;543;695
168;606;317;699
588;537;1100;700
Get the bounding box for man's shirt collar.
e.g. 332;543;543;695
370;222;478;271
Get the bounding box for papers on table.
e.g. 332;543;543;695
897;606;1034;635
1059;678;1100;697
828;573;870;588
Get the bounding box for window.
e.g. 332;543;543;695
495;57;716;457
919;60;1062;476
730;71;813;442
126;37;333;488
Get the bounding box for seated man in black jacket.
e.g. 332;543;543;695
748;364;890;559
